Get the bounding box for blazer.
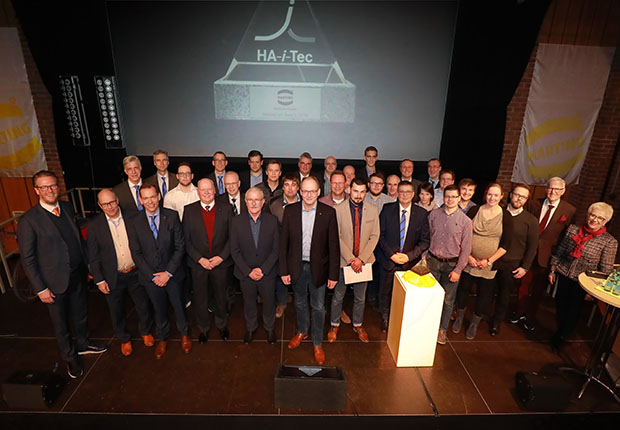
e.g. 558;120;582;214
86;209;135;289
127;208;185;285
216;192;247;216
239;170;268;193
377;201;430;271
355;166;385;185
528;198;576;267
334;199;380;268
145;172;179;198
279;201;340;286
112;180;142;214
182;200;233;270
17;201;87;295
206;171;226;194
230;211;280;281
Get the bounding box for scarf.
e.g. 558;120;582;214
571;225;606;258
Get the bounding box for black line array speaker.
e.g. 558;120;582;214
274;364;346;411
515;371;573;411
2;370;66;409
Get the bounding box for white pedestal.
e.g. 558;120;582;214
387;271;445;367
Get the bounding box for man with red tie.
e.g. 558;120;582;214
511;177;575;331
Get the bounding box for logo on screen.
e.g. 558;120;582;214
277;89;294;106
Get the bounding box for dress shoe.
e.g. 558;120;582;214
490;321;500;336
155;341;167;359
77;344;108;355
327;326;339;343
550;333;565;354
219;327;230;340
353;326;369;343
121;341;133;356
267;330;277;344
243;330;255;344
67;359;83;379
288;333;309;349
198;332;208;344
181;335;192;353
381;319;389;333
313;345;325;365
340;311;351;324
522;318;535;332
275;303;287;318
509;313;525;324
142;334;155;347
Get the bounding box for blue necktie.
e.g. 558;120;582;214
150;215;158;239
161;177;167;198
218;175;224;195
399;209;406;252
135;185;143;211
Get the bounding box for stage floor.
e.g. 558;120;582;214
1;285;619;418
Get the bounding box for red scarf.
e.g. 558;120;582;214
571;225;606;258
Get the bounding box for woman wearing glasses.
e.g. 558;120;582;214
548;202;617;352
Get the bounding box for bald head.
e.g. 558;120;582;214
197;178;216;205
224;171;241;197
97;188;120;218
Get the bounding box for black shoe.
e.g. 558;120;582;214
267;330;276;344
243;330;254;344
77;344;108;355
198;332;208;344
550;333;565;354
219;327;230;340
381;319;388;333
67;359;83;379
490;321;500;336
509;313;525;324
522;318;535;332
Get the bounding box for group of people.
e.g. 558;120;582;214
17;146;617;378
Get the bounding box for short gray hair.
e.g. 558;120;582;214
246;186;265;200
547;176;565;188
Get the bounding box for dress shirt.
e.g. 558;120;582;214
127;179;143;207
539;198;559;230
428;177;439;188
301;202;317;261
365;193;395;214
105;213;135;271
398;203;412;240
228;193;241;214
458;200;477;214
163;184;198;220
249;171;263;188
156;173;169;196
200;201;215;212
215;171;226;194
323;172;331;195
428;207;473;274
39;201;61;216
249;213;262;249
366;165;376;177
434;187;443;204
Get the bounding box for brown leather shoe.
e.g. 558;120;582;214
288;333;309;349
275;303;287;318
154;341;167;359
181;336;192;353
327;326;338;343
353;326;369;343
121;341;132;356
142;334;154;347
340;311;351;324
314;345;325;365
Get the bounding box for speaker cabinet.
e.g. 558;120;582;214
2;370;66;409
515;371;572;411
274;364;346;411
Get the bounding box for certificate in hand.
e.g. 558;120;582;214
343;264;373;284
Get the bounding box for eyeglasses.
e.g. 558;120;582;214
100;200;118;208
444;195;460;199
300;189;319;195
35;184;59;192
177;172;192;177
369;181;384;186
398;190;413;195
547;187;564;193
512;193;528;200
588;213;606;223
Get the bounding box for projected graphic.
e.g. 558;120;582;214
214;0;355;123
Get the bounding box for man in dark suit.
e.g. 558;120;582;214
112;155;144;214
144;149;178;201
239;149;267;193
216;171;246;216
230;187;279;344
18;170;107;379
183;178;233;342
377;180;430;331
512;177;576;331
127;183;191;358
355;146;384;184
87;189;154;356
206;151;228;195
280;176;340;365
296;152;324;196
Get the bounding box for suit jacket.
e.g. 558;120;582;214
182;200;233;270
355;166;385;185
206;171;227;195
230;211;279;281
216;192;246;216
279;201;340;286
126;208;185;285
112;180;142;214
87;209;135;290
145;172;179;198
377;201;430;271
239;170;267;193
334;199;380;268
17;201;87;295
527;198;576;267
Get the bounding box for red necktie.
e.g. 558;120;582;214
539;205;554;234
353;206;360;257
52;207;60;217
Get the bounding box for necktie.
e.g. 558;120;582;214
232;197;238;216
539;204;554;234
218;175;224;194
52;207;60;217
134;185;143;211
150;214;158;239
399;209;407;252
353;206;360;257
161;177;167;198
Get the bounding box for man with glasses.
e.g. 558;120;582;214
207;151;228;195
377;181;430;331
365;172;395;214
18;170;107;379
113;155;144;213
512;177;575;331
426;185;472;345
435;169;455;204
296;152;324;195
88;189;154;357
280;177;339;364
163;162;198;221
356;146;384;184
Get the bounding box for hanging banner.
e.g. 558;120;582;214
511;43;614;185
0;27;47;177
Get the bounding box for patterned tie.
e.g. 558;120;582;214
218;175;224;195
52;207;60;217
399;209;407;252
161;177;167;198
353;206;360;257
134;185;143;211
232;197;238;216
539;204;554;234
150;214;158;239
